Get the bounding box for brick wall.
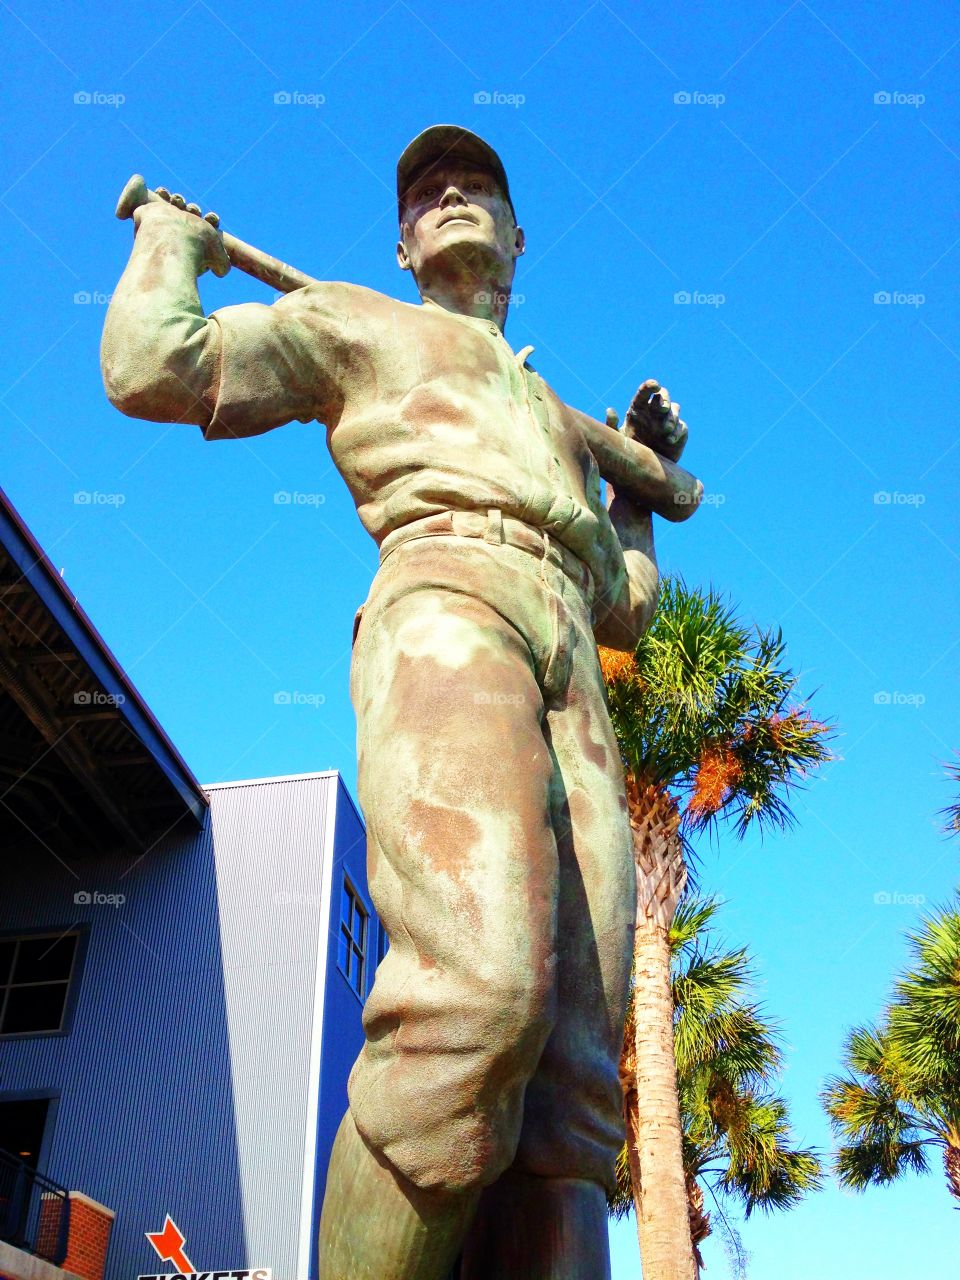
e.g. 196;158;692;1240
36;1192;68;1262
61;1193;115;1280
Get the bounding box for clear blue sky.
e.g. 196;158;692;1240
2;1;958;1274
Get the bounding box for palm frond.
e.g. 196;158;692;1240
890;906;960;1082
599;575;833;838
939;755;960;838
609;1142;634;1220
669;895;722;951
719;1092;823;1215
834;1137;929;1189
823;995;957;1196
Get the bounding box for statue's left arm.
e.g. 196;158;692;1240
594;490;660;651
570;380;694;651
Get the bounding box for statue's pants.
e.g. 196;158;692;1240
347;517;636;1195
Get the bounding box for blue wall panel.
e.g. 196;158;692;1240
309;779;375;1277
0;817;246;1280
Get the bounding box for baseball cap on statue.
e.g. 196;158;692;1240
397;124;516;223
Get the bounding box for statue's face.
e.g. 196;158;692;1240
397;162;524;285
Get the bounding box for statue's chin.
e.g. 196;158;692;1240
420;233;507;283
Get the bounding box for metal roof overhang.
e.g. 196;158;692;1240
0;485;207;859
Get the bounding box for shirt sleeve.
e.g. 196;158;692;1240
203;283;350;440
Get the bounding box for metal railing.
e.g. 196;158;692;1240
0;1147;70;1265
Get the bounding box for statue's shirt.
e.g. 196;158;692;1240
206;282;626;602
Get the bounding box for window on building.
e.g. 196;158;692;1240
377;922;389;968
338;880;368;998
0;933;79;1036
0;1098;51;1169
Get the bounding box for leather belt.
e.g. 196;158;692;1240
378;509;594;599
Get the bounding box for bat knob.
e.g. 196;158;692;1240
115;174;150;221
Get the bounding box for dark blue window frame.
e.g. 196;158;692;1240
337;878;368;999
0;928;86;1039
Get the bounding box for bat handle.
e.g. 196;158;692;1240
115;174;219;227
115;174;160;220
113;173;319;295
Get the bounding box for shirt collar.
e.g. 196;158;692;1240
419;296;535;368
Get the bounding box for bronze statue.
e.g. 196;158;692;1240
102;124;702;1280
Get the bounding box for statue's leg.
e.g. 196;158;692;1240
319;538;569;1277
460;1173;611;1280
318;1111;478;1280
461;561;636;1278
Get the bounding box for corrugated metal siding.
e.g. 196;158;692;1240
0;814;246;1280
207;774;335;1280
0;771;347;1280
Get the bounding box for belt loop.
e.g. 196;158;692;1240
543;529;560;567
484;508;504;545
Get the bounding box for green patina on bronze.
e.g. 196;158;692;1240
101;123;703;1280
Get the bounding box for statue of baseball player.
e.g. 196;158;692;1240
101;125;702;1279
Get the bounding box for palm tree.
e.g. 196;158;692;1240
940;755;960;837
598;577;832;1279
823;898;960;1204
609;898;822;1272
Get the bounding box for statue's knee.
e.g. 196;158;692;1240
493;967;557;1066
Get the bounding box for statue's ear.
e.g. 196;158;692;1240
396;238;412;272
514;225;526;258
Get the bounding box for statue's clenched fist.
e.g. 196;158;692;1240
621;379;688;464
133;187;230;278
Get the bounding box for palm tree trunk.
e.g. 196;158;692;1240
631;915;697;1279
685;1172;710;1277
945;1142;960;1201
622;774;696;1280
619;1061;644;1233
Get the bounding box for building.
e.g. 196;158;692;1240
0;486;378;1280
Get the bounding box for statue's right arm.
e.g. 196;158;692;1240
100;202;228;428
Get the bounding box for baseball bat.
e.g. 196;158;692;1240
115;175;702;521
115;174;316;293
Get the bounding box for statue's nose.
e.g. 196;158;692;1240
439;186;467;207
